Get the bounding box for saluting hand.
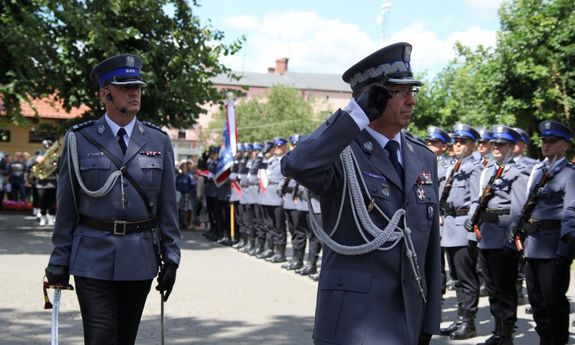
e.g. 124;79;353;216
355;83;391;122
156;263;178;302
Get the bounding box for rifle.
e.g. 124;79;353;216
279;177;291;197
439;159;462;216
468;160;507;241
511;157;556;252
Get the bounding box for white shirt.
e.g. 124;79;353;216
104;113;136;147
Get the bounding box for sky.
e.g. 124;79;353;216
192;0;505;79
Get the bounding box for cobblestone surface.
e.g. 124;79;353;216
0;211;574;344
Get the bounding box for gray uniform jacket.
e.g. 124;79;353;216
441;156;483;247
282;178;299;211
282;109;441;345
470;160;530;250
241;158;258;205
523;159;575;259
257;155;284;206
48;116;181;281
229;158;242;203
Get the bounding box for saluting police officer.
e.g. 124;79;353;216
282;42;441;345
519;121;575;345
44;54;181;345
438;124;483;340
466;125;530;345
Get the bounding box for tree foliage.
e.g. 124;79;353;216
205;85;316;144
413;0;574;155
1;0;243;132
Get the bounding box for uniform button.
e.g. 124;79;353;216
326;120;331;125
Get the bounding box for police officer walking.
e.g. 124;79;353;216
44;54;181;345
518;121;575;345
282;42;441;345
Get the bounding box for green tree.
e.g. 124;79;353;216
1;0;243;132
205;85;316;145
497;0;575;135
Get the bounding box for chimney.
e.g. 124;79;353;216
275;57;289;75
267;67;275;74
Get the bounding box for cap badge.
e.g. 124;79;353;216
544;122;551;129
126;55;135;67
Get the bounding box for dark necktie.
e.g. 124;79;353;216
117;127;127;155
385;140;404;182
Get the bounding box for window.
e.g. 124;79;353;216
0;130;10;142
178;130;186;139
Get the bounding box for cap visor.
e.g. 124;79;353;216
110;80;147;86
388;77;423;86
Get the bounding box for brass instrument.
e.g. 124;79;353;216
31;140;61;179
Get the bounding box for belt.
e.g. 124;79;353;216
527;219;562;230
484;208;510;216
445;207;470;217
79;214;157;235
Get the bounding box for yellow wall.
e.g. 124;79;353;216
0;119;62;155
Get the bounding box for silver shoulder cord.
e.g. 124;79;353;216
67;132;125;200
307;145;426;302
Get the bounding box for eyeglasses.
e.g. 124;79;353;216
388;87;420;99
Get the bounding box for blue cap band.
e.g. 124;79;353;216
454;130;478;141
541;129;572;141
492;132;516;143
98;67;142;87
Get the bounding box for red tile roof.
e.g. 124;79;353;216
1;95;89;119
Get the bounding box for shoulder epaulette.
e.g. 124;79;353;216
404;131;432;153
71;120;95;132
142;121;167;135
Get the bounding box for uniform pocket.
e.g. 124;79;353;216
139;156;164;190
314;269;371;344
79;156;111;190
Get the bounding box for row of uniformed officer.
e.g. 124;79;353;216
44;54;181;345
519;121;575;345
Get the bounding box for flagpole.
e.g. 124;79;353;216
230;202;235;241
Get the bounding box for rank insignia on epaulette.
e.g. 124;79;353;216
142;121;167;134
71;120;95;131
140;150;161;156
416;170;433;185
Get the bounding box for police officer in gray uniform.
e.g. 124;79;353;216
513;127;539;168
438;124;482;340
466;125;530;345
264;137;288;263
424;126;451;295
477;128;494;168
44;54;181;345
282;42;440;345
241;142;261;254
518;121;575;345
281;134;308;270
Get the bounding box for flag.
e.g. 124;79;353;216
214;98;238;187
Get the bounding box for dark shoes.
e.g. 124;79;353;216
440;320;461;336
450;321;476;340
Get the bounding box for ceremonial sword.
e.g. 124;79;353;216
43;281;74;345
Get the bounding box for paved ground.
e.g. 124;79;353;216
1;211;574;344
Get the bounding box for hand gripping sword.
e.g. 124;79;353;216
43;281;74;345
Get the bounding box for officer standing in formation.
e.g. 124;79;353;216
424;126;452;295
465;125;530;345
517;121;575;345
283;42;441;345
44;54;181;345
439;124;483;340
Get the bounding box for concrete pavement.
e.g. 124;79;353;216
1;211;574;344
